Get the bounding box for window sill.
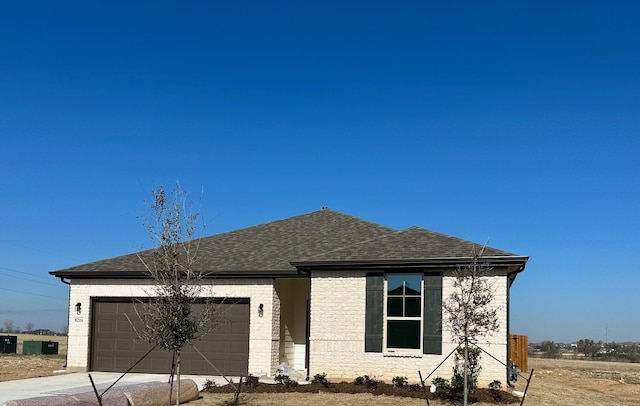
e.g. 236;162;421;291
383;352;423;358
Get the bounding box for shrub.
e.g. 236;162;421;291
431;376;451;389
353;374;381;389
274;374;298;388
366;378;381;390
202;378;217;390
311;372;330;387
354;375;368;385
392;376;408;388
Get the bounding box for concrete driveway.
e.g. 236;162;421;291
0;372;216;405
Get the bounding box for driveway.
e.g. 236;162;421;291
0;372;215;405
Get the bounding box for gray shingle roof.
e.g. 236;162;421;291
51;209;394;275
298;226;515;261
50;209;524;278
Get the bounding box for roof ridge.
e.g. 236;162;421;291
202;208;395;239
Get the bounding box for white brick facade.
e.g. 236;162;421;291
66;270;510;385
66;278;279;376
308;270;509;385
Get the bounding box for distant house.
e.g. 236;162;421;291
26;329;57;336
50;209;528;383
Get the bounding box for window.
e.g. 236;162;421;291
365;272;442;355
386;274;422;350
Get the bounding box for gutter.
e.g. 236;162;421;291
506;259;529;288
291;256;530;272
57;276;71;369
296;264;312;380
50;269;301;279
505;259;528;384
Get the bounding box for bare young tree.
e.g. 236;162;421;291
443;245;499;405
129;183;219;405
3;319;17;333
25;321;34;333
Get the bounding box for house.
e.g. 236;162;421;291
50;208;528;384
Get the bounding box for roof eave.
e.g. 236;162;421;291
49;269;301;279
291;256;530;271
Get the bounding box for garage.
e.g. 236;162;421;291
90;298;250;376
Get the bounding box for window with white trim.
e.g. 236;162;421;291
385;274;423;350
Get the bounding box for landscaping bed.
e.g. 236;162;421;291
202;378;522;404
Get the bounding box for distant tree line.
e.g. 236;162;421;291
1;319;66;335
531;339;640;363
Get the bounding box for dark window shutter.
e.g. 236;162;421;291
365;274;383;352
423;274;442;354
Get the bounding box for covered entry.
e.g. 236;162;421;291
90;298;250;375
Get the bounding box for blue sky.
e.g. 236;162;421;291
1;1;638;343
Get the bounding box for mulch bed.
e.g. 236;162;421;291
202;379;521;404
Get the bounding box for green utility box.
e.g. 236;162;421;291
22;340;59;355
1;335;17;353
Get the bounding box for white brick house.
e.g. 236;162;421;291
51;209;527;384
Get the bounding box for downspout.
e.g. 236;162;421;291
59;277;71;369
505;264;525;385
506;274;511;386
296;267;312;381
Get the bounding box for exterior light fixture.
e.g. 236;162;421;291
258;303;264;317
75;302;82;315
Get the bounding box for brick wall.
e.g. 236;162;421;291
66;270;510;385
66;278;278;376
308;270;509;385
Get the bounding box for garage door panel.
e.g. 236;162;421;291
91;300;249;375
115;338;132;351
114;358;133;370
228;341;249;354
230;323;248;334
96;338;115;351
116;320;136;333
227;360;246;371
151;358;171;372
97;320;115;332
100;303;118;314
190;360;205;372
132;340;150;351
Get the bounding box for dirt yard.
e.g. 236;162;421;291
1;341;639;406
513;357;640;405
0;334;67;381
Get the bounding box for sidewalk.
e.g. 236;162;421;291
0;372;215;405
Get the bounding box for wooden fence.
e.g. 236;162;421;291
509;334;528;372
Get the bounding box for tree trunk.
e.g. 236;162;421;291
176;348;181;406
168;350;175;406
464;340;469;406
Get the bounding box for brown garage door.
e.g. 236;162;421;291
91;298;249;375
